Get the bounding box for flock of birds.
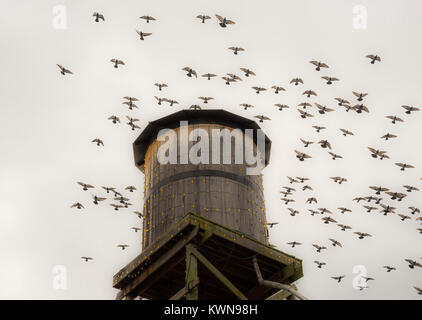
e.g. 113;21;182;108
59;11;422;298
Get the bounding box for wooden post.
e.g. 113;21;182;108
185;244;199;300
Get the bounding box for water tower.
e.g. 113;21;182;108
113;109;304;300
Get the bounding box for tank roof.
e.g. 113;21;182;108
133;109;271;167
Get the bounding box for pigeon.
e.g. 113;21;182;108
332;276;346;283
312;244;327;253
337;224;352;231
314;261;327;268
369;186;389;195
352;91;368;101
287;176;299;184
310;61;329;71
321;76;339;85
252;86;267;94
196;15;211;23
363;206;377;213
272;86;285;94
81;256;93;262
309;210;320;216
330;176;347;184
92;138;104;146
312;126;326;133
409;207;420;215
108;115;120;124
303;90;317;98
227;73;242;82
318;140;331;149
92;195;106;205
300;139;314;147
413;287;422;295
222;76;236;85
110;59;125;68
340;129;354;136
380;204;396;215
201;73;217;80
57;64;73;75
366;54;381;64
354;232;372;239
110;203;124;211
381;133;397;140
298;109;314;119
240;68;256;77
290;78;303;85
368;147;389;160
352;104;370;114
401;105;420;114
287;241;302;248
395;163;415;171
123;96;139;110
295;150;312;161
101;186;116;194
70;202;84;209
228;47;244;55
131;227;141;233
405;259;422;269
198;97;214;104
287;208;299;216
125;186;137;192
338;207;352;214
318;208;332;215
383;266;396;272
386;115;404;124
117;244;129;250
254;115;270;122
386;191;407;201
275;104;289;111
298;102;312;109
306;197;318;204
398;214;411;221
315;103;335;114
139;16;156;23
92;12;104;22
281;198;295;205
189;105;201;110
77;182;94;191
182;67;197;78
266;222;279;228
322;216;337;224
296;177;310;183
215;14;235;28
154;83;168;91
240;103;254;110
154;96;165;105
329;238;342;247
166;99;179;107
335;98;350;106
135;30;152;40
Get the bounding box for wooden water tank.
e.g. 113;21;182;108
133;110;272;249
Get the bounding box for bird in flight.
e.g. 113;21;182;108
92;195;106;205
380;133;397;141
102;186;116;194
398;214;411;221
413;287;422;295
300;138;314;147
408;207;420;215
254;115;270;122
338;207;352;214
240;68;256;77
369;186;389;195
331;275;346;283
81;256;93;262
295;150;312;161
353;104;370;114
401;105;420;114
135;30;152;40
395;162;415;171
110;203;124;211
322;216;337;224
380;204;396;215
312;125;326;133
154;83;167;91
196;15;211;23
108;115;120;124
329;238;342;247
383;266;396;272
330;176;347;184
352;91;368;102
201;73;217;80
77;182;94;191
340;129;354;137
71;202;84;209
198;97;214;104
92;138;104;147
287;208;299;216
281;198;295;205
368;147;389;160
182;67;197;78
312;244;327;253
252;86;267;94
275;104;289;111
215;14;235;28
338;224;352;231
298;109;314;119
308;209;319;216
303;90;317;98
309;61;329;71
318;140;331;149
92;12;104;22
363;206;377;213
296;177;309;183
354;232;372;239
298;102;312;109
228;47;244;55
314;261;327;268
266;222;279;228
315;103;334;115
57;64;73;76
110;59;125;68
366;54;381;64
290;78;303;86
125;186;136;192
272;86;285;94
405;259;422;269
139;16;156;23
385;115;404;124
287;241;302;248
240;103;254;110
117;244;129;250
123;96;139;110
321;76;339;85
335;98;350;106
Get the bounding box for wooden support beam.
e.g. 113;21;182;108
170;279;199;300
185;244;199;300
191;247;248;300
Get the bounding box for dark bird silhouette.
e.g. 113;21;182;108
290;78;303;85
222;76;236;85
198;96;214;104
340;128;354;136
321;76;339;85
240;68;256;77
81;256;93;262
228;47;244;55
354;232;372;239
117;244;129;250
71;202;84;209
353;104;369;114
92;12;104;22
102;186;116;194
322;216;337;224
310;61;329;71
366;54;381;64
182;67;197;78
368;147;389;160
196;15;211;23
300;138;314;147
309;210;320;216
381;133;397;140
329;238;342;247
302;185;313;191
369;186;389;195
77;182;94;191
133;211;144;219
92;138;104;146
413;287;422;295
254;115;270;122
332;276;346;283
125;186;136;192
314;261;326;268
108;115;120;124
57;64;73;75
303;90;317;98
383;266;396;272
272;86;285;94
287;241;302;248
123;96;139;110
131;227;141;233
312;244;327;253
338;224;352;231
252;86;267;94
110;59;125;68
139;16;156;23
315;103;335;114
409;206;420;215
298;109;314;119
395;162;415;171
318;140;331;149
287;176;299;184
298;102;312;109
386;191;407;201
287;208;299;216
330;176;347;184
352;91;368;101
201;73;217;80
318;208;332;215
166;99;179;107
296;177;309;183
386;115;403;124
281;198;295;205
363;205;377;213
227;73;242;82
405;259;422;269
154;83;167;91
275;104;289;111
92;195;106;205
306;197;317;204
190;105;201;110
312;125;326;133
335;98;350;106
240;103;254;110
295;150;312;161
401;105;420;114
282;186;296;193
135;30;152;40
398;214;411;221
380;204;395;215
266;222;279;228
154;96;165;105
215;14;235;28
403;185;419;193
110;203;124;211
338;207;352;214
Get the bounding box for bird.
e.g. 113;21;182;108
215;14;235;28
287;208;299;216
131;227;141;232
182;67;197;78
398;214;411;221
322;216;337;224
312;126;326;133
395;163;415;171
321;76;339;85
315;103;335;114
296;177;309;183
56;64;73;75
272;86;285;94
366;54;381;64
386;115;404;124
128;123;141;131
309;209;320;216
298;109;314;119
196;15;211;23
383;266;396;272
369;186;389;195
287;176;299;184
92;12;104;22
381;133;397;141
126;116;140;127
310;61;329;71
81;256;93;262
201;73;217;80
302;185;313;191
329;238;342;247
101;187;115;194
409;206;420;214
303;90;317;98
401;105;420;114
335;98;350;106
306;197;318;204
117;244;129;250
287;241;302;248
298;102;312;109
240;68;256;77
341;104;353;112
354;232;372;239
252;86;267;94
413;287;422;295
312;244;327;253
125;186;136;192
329;152;343;161
352;91;368;101
266;222;279;228
114;196;130;204
405;259;422;269
92;138;104;147
290;78;303;85
338;224;352;231
77;182;94;191
123;96;139;109
281;198;295;205
300;139;314;147
154;96;165;105
282;186;296;193
110;59;125;68
353;104;370;114
331;276;346;283
280;191;292;197
368;147;389;159
166;99;179;107
139;15;156;23
386;191;407;201
135;30;152;40
222;76;236;85
338;207;352;214
110;203;124;211
340;129;354;137
318;140;331;149
228;47;244;55
353;197;365;203
254;115;270;122
70;202;84;209
154;83;167;91
403;185;419;193
92;195;106;205
240;103;254;110
227;73;242;82
107;115;120;124
314;261;326;268
318;208;332;215
295;150;312;161
363;205;377;213
198;97;214;104
189;105;201;110
275;104;289;111
380;204;396;215
330;176;347;184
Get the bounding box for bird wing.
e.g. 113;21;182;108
215;14;224;22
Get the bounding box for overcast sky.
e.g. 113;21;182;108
0;0;421;299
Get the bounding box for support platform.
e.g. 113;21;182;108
113;213;303;300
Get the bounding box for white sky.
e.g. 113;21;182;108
0;0;421;299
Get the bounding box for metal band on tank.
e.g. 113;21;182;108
144;169;262;199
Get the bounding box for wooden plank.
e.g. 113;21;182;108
185;244;199;300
